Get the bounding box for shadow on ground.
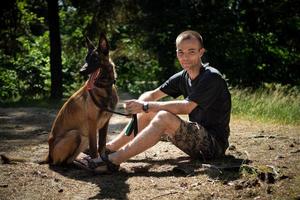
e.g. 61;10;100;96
48;154;247;199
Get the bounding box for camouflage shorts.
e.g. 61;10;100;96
168;120;225;160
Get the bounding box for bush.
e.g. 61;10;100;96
111;29;161;95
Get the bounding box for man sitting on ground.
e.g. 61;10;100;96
80;30;232;174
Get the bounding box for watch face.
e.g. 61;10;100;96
143;103;149;112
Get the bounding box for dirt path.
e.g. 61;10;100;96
0;104;299;200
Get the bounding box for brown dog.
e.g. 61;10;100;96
46;33;118;165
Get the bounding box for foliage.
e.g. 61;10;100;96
0;0;299;101
59;4;93;96
0;0;49;102
14;33;50;99
0;65;19;100
111;26;161;95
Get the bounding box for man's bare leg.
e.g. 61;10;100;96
108;111;182;165
106;112;156;151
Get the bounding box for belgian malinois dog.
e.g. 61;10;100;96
46;33;118;165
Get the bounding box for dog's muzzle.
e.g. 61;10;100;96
80;62;99;76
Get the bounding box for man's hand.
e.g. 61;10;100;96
124;100;145;114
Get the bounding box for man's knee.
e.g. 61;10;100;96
153;110;171;123
151;111;180;131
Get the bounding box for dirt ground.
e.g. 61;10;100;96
0;99;299;199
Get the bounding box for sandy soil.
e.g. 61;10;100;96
0;101;299;200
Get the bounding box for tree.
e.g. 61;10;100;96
47;0;62;99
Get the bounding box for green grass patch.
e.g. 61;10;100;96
231;84;300;125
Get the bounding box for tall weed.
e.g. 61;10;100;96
231;84;300;125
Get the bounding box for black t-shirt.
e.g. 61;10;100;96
159;65;231;147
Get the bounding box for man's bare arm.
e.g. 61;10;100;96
125;98;197;115
147;100;197;114
138;88;167;101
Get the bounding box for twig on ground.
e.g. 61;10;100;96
150;191;181;200
201;164;223;174
244;151;250;160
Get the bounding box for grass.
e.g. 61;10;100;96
231;84;300;125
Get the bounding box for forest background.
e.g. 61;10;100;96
0;0;299;124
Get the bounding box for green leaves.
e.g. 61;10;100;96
111;29;161;95
0;68;19;101
0;0;299;102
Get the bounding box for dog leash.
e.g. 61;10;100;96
88;90;138;137
124;114;138;137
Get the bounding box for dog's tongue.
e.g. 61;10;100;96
86;69;100;90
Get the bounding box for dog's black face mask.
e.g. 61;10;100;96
80;33;110;76
80;49;101;76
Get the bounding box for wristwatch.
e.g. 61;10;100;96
142;102;149;113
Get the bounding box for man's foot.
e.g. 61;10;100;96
73;151;119;174
73;152;93;171
88;153;119;174
104;148;116;155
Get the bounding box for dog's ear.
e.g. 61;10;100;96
85;36;95;50
98;32;109;55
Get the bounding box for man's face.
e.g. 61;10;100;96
176;37;204;71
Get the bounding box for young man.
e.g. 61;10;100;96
89;30;231;173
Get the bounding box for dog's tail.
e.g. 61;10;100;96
37;154;51;165
0;154;26;164
0;154;51;165
38;135;54;165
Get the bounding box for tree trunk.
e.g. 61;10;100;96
47;0;62;99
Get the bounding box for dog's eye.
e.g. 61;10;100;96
85;53;92;61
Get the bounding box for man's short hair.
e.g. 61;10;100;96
176;30;204;48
